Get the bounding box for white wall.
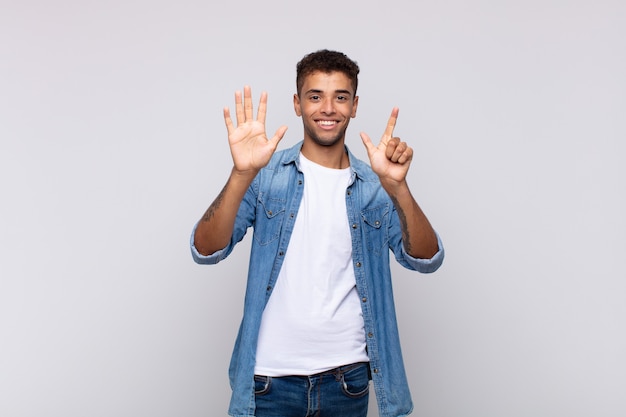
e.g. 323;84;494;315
1;1;624;416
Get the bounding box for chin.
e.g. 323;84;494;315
312;136;343;147
305;127;346;148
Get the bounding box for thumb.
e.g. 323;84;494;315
360;132;375;153
270;125;288;145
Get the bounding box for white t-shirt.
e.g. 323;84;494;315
254;153;369;376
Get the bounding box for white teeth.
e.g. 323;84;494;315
318;120;335;126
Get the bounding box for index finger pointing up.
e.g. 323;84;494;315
383;107;400;141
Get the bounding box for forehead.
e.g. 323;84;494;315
300;71;354;95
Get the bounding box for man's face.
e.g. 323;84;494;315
294;71;358;148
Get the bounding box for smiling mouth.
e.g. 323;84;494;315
316;120;337;127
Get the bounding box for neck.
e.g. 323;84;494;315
301;141;350;169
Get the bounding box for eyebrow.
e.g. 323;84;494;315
304;88;353;97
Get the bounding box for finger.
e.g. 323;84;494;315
396;145;413;165
224;107;235;134
257;91;268;124
382;107;400;142
385;137;400;160
388;139;408;162
234;90;244;125
243;85;253;121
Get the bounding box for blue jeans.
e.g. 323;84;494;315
253;362;370;417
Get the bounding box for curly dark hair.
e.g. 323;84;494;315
296;49;360;96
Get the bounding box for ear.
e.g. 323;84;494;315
293;93;302;117
351;95;359;118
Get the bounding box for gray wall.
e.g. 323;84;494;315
1;1;624;416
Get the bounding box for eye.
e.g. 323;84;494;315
337;95;348;101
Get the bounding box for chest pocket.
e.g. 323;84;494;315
254;195;286;246
361;205;389;256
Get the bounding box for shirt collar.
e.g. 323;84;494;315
280;140;375;181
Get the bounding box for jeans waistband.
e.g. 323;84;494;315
255;361;371;380
311;361;370;378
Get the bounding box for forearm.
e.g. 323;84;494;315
193;168;257;256
384;180;439;259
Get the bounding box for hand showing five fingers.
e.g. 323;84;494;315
224;86;288;174
360;107;413;188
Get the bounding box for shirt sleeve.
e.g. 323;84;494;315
399;231;445;274
189;220;233;265
189;176;259;265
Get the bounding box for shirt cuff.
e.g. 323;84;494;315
189;221;226;265
402;231;445;273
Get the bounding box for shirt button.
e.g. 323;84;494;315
368;332;374;338
279;251;284;256
352;223;357;229
267;210;273;216
362;297;367;303
373;368;379;374
266;286;272;291
347;190;351;195
355;262;361;267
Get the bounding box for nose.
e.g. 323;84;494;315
320;98;335;115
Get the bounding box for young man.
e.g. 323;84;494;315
191;50;444;417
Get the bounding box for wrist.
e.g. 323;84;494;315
380;178;409;198
231;166;259;180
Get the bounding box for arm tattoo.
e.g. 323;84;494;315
201;182;229;223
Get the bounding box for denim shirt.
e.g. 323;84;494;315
191;141;444;417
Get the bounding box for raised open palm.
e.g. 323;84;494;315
224;86;288;173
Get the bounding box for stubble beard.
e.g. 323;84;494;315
303;123;348;148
